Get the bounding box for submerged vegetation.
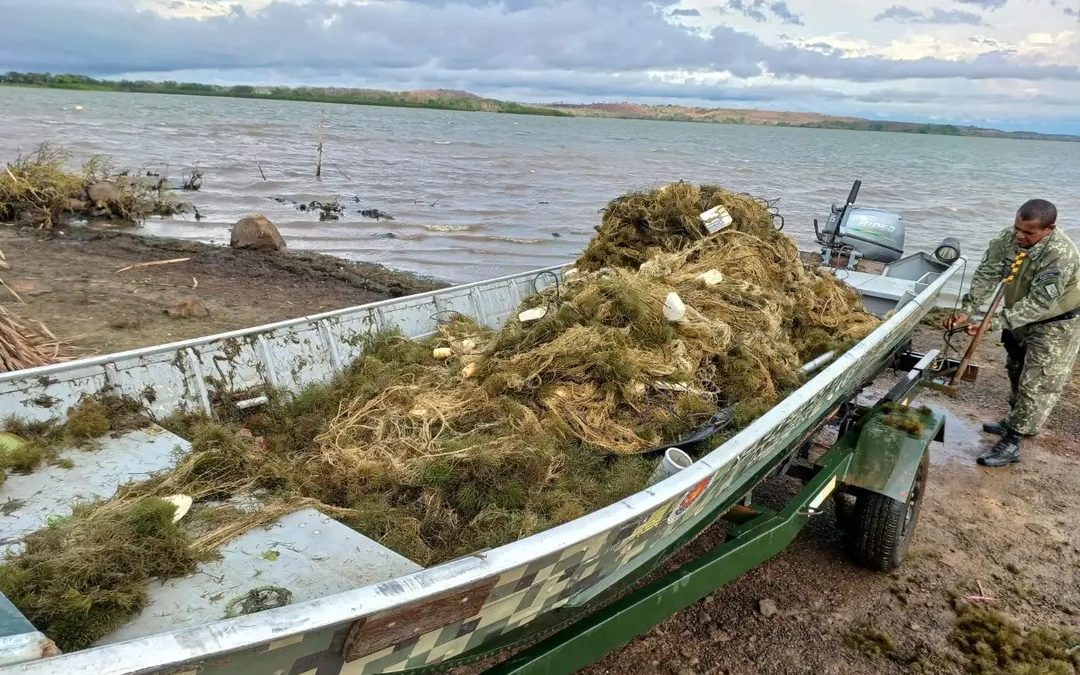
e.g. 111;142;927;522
0;144;188;228
0;183;879;650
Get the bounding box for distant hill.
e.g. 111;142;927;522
2;71;1076;141
546;102;1079;141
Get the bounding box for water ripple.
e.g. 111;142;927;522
2;87;1078;283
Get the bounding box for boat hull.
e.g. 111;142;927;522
0;260;961;674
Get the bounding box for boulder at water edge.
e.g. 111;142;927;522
230;214;285;251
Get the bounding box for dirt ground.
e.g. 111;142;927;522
0;225;441;357
2;228;1077;673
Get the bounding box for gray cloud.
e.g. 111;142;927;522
1;0;1076;95
720;0;803;25
669;8;701;16
768;1;804;25
911;8;985;24
874;5;921;21
875;5;985;24
956;0;1007;8
853;86;1080;106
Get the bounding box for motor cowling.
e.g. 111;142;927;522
835;207;905;263
815;181;906;266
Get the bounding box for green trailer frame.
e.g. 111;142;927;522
480;346;957;675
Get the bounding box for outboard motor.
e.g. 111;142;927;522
815;180;906;269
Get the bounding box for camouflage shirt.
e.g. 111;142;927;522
960;227;1080;330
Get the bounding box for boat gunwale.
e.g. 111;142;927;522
0;263;569;385
1;260;962;674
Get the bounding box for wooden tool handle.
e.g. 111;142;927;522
949;284;1006;388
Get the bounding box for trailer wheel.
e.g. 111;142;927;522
849;449;929;572
833;491;856;528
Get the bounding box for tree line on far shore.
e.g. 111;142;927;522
0;71;569;117
3;71;1076;142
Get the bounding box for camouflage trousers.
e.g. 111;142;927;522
1001;316;1080;436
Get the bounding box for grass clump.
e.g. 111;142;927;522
848;624;897;659
301;184;876;560
64;398;111;441
0;392;149;482
154;329;658;567
0;145;83;228
881;402;934;436
321;185;875;457
576;183;708;272
151;419;290;502
0;143;184;229
274;329;657;564
250;184;877;563
0;497;202;651
2;417;65;447
950;605;1079;674
0;442;48;474
575;183;776;273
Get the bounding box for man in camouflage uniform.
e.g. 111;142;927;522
945;199;1080;467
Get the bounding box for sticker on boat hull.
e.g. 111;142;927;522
632;502;672;538
667;477;713;524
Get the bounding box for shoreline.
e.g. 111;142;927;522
3;79;1077;143
0;225;443;356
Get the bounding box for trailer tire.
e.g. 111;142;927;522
833;491;856;529
849;449;929;572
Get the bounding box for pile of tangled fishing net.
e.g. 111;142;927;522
306;183;879;555
0;184;880;651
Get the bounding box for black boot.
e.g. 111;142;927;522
982;420;1009;435
977;431;1022;467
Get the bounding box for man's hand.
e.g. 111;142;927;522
945;312;981;335
944;312;969;330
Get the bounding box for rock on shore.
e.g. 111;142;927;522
230;214;285;251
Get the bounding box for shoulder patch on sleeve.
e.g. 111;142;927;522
1045;284;1061;299
1033;269;1061;286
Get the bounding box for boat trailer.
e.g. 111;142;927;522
478;341;977;674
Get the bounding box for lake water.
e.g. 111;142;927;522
2;86;1078;284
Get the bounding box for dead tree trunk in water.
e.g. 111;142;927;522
315;111;325;178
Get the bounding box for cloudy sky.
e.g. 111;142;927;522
2;0;1079;133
